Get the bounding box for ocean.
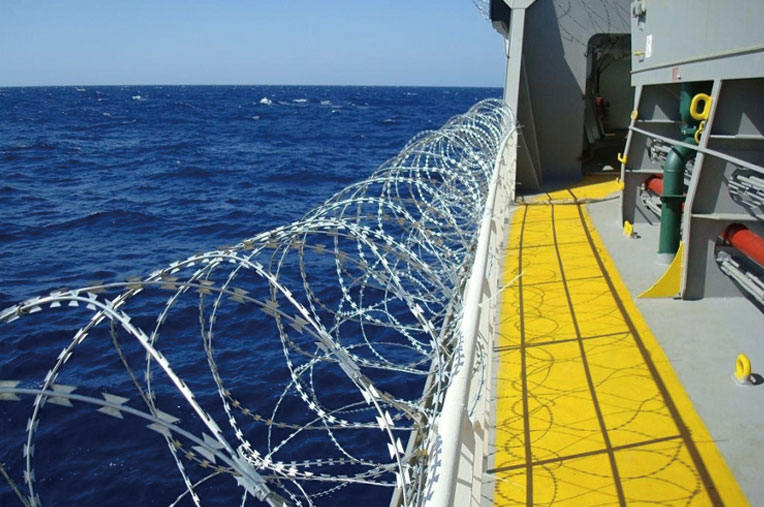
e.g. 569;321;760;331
0;85;501;505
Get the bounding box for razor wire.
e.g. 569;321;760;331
471;0;490;20
0;98;515;506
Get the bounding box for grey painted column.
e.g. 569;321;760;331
502;4;528;112
502;0;540;190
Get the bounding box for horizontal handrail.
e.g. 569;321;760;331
629;125;764;174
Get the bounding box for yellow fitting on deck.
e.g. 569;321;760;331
695;120;707;144
690;93;712;121
639;242;684;298
734;354;752;384
617;152;628;165
630;109;639;120
623;220;634;237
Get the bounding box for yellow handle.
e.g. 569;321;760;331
623;220;634;237
690;93;712;121
617;152;627;165
694;120;706;144
735;354;752;381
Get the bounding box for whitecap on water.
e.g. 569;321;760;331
320;100;331;106
292;98;308;104
259;97;272;105
251;115;260;121
132;95;143;101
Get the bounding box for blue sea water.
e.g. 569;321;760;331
0;85;500;505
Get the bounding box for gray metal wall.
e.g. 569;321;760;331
525;0;629;181
631;0;764;86
495;0;630;188
619;0;764;300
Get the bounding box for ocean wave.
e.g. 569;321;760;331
171;165;214;178
259;97;273;105
173;101;202;111
292;98;308;104
153;141;197;154
56;158;82;168
143;164;215;180
264;166;325;185
72;121;121;132
10;209;164;239
66;209;162;228
2;140;56;152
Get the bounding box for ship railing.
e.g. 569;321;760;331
391;112;519;506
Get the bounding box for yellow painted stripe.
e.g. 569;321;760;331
492;178;746;506
523;173;623;204
580;208;746;506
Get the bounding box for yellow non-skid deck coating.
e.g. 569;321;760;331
516;173;623;204
491;179;746;505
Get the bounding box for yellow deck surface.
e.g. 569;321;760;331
491;177;746;505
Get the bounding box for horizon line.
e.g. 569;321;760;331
0;82;504;90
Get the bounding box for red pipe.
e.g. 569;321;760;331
724;224;764;267
644;175;687;211
644;175;663;195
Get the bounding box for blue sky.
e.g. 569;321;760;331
1;0;505;87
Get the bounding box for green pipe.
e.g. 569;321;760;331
658;83;698;258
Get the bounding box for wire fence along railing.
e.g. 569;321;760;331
0;99;515;506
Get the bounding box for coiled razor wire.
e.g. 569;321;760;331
472;0;490;20
0;98;514;506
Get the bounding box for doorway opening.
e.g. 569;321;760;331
583;33;632;173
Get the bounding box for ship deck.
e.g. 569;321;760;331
485;175;762;505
